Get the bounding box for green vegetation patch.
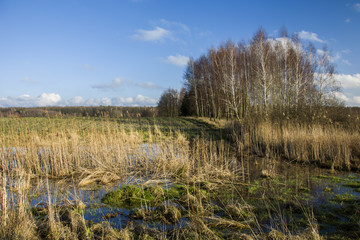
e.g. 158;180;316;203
246;177;311;204
101;185;165;208
315;175;342;183
342;180;360;189
315;174;360;185
315;174;360;195
331;193;358;204
101;184;209;209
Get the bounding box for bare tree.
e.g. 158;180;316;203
184;58;200;117
178;27;341;120
157;88;180;117
313;46;339;106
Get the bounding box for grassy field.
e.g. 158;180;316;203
0;116;359;239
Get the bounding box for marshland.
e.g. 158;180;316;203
1;106;360;239
1;29;360;239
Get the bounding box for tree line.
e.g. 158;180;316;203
0;106;156;118
158;28;341;121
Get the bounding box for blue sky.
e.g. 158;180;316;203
1;0;360;107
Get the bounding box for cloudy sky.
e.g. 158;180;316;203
1;0;360;107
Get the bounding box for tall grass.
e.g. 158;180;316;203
0;117;236;182
231;120;360;170
0;117;237;239
1;116;356;239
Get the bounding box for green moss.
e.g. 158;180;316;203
299;186;310;192
145;186;165;204
102;184;209;209
324;187;333;193
165;184;208;201
331;193;358;204
102;185;158;208
248;181;261;194
342;180;360;189
315;175;342;183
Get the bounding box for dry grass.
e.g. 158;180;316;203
231;120;360;170
0;117;237;184
0;116;353;239
0;117;237;239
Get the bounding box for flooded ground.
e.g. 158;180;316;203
6;157;357;238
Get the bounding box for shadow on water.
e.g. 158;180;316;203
243;157;360;236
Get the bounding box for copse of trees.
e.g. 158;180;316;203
157;88;184;117
158;28;342;121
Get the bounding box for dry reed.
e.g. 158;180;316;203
0;117;237;183
0;116;342;239
232;120;360;170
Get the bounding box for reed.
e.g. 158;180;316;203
0;117;237;183
0;116;357;239
231;120;360;170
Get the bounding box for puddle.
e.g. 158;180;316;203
3;156;359;236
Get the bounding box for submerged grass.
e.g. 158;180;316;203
1;116;360;239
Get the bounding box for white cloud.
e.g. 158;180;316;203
316;49;341;63
111;95;157;106
136;82;162;89
297;30;325;43
112;97;134;105
82;64;96;71
327;74;360;106
37;93;62;106
354;3;360;12
0;93;61;107
354;96;360;104
134;94;157;105
166;55;189;66
267;37;302;53
333;92;350;102
133;19;191;43
0;93;158;107
344;18;351;23
86;97;112;106
20;77;38;83
157;19;189;32
19;94;31;100
335;73;360;88
133;27;172;42
66;96;85;106
342;59;352;66
333;92;360;106
92;78;124;91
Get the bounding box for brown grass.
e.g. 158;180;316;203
0;116;350;239
0;117;238;238
0;118;238;185
231;120;360;170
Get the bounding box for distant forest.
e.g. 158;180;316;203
0;106;156;118
157;28;350;122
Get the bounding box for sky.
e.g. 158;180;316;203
1;0;360;107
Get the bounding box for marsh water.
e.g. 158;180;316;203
6;156;357;236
